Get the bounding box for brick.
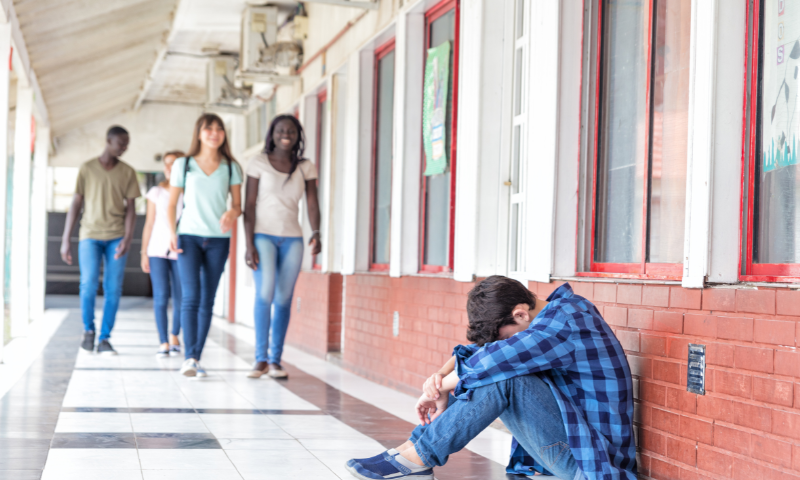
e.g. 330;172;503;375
604;306;627;326
641;334;667;356
794;444;800;472
667;436;697;466
704;288;737;312
571;281;593;300
616;329;639;352
777;290;800;316
671;287;703;310
681;468;716;480
773;409;800;441
654;360;682;385
667;387;697;414
734;401;772;432
733;457;800;480
734;345;774;373
594;283;617;303
715;370;752;398
796;383;800;409
668;337;690;360
641;380;666;406
752;435;793;469
718;316;755;342
714;425;751;455
629;355;653;379
654;310;683;334
617;284;642;305
697;446;734;478
753;376;794;407
638;452;651;477
642;285;670;307
697;396;734;423
737;289;776;315
628;308;654;329
708;343;735;367
640;428;666;455
685;314;718;338
652;407;681;435
755;319;797;346
651;455;682;480
681;415;714;444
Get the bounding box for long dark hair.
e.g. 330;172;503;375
264;114;306;180
187;113;237;164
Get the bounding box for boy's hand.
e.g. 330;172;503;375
422;373;444;400
415;393;449;425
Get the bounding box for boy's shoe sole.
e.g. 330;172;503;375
344;464;433;480
81;332;95;352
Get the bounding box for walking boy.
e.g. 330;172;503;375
346;276;637;480
60;125;140;355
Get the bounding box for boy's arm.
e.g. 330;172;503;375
422;355;457;399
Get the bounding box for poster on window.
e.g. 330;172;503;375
422;41;450;176
763;0;800;172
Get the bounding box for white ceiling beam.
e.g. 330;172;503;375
16;0;169;38
303;0;379;9
134;0;185;110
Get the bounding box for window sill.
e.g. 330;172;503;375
557;275;681;285
573;272;682;282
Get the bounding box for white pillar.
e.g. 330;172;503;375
11;85;33;337
682;0;719;288
341;51;362;276
0;24;10;357
29;124;49;320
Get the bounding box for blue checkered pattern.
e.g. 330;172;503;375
452;283;637;480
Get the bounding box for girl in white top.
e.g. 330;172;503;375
244;115;321;379
141;151;184;356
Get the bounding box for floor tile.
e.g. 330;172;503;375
41;471;144;480
142;470;243;480
198;414;292;440
43;448;141;470
0;471;42;480
130;413;209;433
50;432;137;448
217;438;306;450
55;412;132;432
0;448;49;470
136;433;221;449
138;449;236;470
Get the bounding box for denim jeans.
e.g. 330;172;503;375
177;235;230;361
252;234;303;364
79;237;128;341
149;257;182;344
410;373;580;480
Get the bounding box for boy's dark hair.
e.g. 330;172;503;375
466;275;537;346
106;125;129;140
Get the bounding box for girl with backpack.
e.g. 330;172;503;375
167;114;243;377
243;114;321;379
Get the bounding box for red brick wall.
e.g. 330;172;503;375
527;281;800;480
286;271;343;358
341;274;474;396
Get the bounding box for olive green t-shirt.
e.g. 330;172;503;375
75;158;141;241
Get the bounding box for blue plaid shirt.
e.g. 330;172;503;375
452;283;637;480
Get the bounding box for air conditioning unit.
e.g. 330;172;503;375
207;56;251;110
240;6;302;81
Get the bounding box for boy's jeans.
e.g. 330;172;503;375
79;237;128;341
252;234;304;365
410;373;581;480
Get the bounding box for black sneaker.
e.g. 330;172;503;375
96;339;118;355
81;331;95;352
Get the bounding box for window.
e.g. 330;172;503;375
743;0;800;281
584;0;690;279
370;40;396;271
508;0;528;276
313;90;328;271
420;0;459;273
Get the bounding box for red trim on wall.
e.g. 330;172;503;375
369;39;396;272
228;220;237;323
418;0;459;274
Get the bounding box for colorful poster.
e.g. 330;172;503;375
762;0;800;172
422;41;450;176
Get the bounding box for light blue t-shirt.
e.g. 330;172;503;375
170;156;243;238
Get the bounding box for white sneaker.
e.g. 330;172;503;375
196;364;207;378
180;359;197;377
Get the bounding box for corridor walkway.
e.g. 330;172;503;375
0;299;517;480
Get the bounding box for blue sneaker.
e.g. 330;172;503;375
345;449;398;468
345;452;433;480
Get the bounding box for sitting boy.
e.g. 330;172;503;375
345;276;637;480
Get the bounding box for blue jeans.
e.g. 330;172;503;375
410;374;580;480
177;235;230;361
79;237;128;341
149;257;182;344
252;234;303;364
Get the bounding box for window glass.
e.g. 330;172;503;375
648;0;690;263
754;0;800;264
423;9;455;267
373;49;395;265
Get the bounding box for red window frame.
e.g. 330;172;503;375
418;0;460;274
368;39;396;272
740;0;800;282
313;89;327;271
577;0;682;281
